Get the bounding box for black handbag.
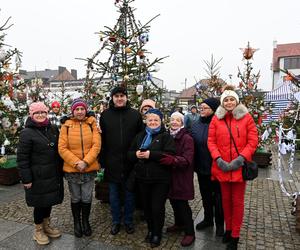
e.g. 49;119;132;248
224;120;258;181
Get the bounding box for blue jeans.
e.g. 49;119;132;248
109;182;135;225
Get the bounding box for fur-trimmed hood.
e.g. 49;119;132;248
215;103;248;120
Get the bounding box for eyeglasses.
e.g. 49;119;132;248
199;107;211;111
33;111;47;115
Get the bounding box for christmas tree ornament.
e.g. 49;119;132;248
139;33;149;43
240;42;259;60
125;47;132;53
123;75;130;81
0;49;6;62
109;36;117;42
120;39;128;46
136;84;143;95
137;50;145;59
154;64;160;72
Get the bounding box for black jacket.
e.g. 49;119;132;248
190;115;213;175
17;117;64;207
128;127;176;183
100;101;143;183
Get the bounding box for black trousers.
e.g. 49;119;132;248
138;181;169;237
197;173;224;226
33;206;52;224
170;199;195;235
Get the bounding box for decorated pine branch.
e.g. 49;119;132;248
77;0;167;108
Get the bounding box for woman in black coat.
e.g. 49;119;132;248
190;98;224;236
17;102;64;245
128;108;176;248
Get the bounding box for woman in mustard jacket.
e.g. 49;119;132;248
58;99;101;238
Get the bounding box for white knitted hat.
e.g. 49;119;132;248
220;90;239;105
171;111;184;125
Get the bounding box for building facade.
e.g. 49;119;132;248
272;42;300;89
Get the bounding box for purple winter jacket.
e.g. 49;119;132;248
168;128;195;200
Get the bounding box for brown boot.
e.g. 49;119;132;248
33;224;50;245
43;217;61;238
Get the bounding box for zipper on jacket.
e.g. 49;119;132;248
80;122;84;159
236;125;240;138
120;113;124;179
229;117;233;180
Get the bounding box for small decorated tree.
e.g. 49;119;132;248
195;54;226;101
0;13;25;156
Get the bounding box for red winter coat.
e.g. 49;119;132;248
208;104;258;182
168;128;195;200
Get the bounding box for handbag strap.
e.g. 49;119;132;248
224;119;240;156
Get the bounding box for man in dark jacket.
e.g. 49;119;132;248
100;86;143;235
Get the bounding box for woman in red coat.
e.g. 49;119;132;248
208;86;258;250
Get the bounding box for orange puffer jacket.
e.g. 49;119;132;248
58;116;101;173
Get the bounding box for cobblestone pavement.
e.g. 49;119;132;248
1;148;300;249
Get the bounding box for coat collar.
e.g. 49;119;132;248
215;103;248;120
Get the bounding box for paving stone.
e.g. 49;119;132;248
1;146;300;249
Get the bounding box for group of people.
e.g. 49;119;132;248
16;85;258;250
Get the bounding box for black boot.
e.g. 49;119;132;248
71;202;82;238
150;235;161;248
215;224;224;237
195;219;213;230
226;237;239;250
144;231;152;243
81;202;92;236
222;230;232;243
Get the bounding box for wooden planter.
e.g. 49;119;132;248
253;151;272;168
0;167;20;185
95;181;110;203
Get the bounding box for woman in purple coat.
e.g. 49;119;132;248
160;111;195;247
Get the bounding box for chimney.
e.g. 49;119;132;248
71;69;77;80
273;40;277;49
58;66;66;74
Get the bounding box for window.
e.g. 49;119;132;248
284;57;300;69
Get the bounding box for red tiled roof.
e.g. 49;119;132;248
179;85;197;99
273;43;300;71
178;78;226;98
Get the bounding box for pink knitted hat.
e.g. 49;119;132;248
140;99;156;112
29;102;49;118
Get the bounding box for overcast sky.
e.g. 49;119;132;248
1;0;300;91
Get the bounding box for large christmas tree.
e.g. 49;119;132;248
80;0;166;108
0;13;25;155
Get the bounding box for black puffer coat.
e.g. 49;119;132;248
128;127;176;183
17;117;64;207
100;101;143;183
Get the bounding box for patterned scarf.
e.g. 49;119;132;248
170;126;184;138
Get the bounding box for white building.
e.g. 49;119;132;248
272;42;300;89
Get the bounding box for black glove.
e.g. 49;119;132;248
216;157;230;172
229;156;244;170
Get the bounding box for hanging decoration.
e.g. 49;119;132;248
275;75;300;215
